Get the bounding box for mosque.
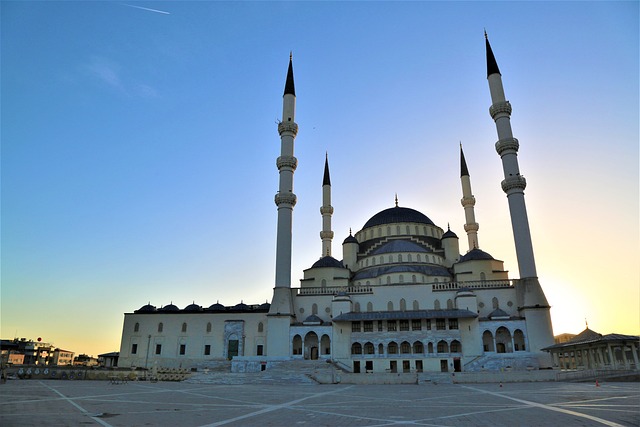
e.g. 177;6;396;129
117;35;556;374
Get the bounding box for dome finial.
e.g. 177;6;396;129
395;193;398;207
349;227;352;235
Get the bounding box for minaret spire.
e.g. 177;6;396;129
268;55;299;355
320;154;334;257
459;144;479;251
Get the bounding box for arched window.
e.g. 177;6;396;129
389;255;393;263
412;275;417;283
408;254;412;262
495;327;513;353
447;299;454;309
400;341;411;354
372;258;376;266
354;302;361;313
450;340;461;353
437;340;449;353
364;342;375;354
292;335;302;355
387;301;394;311
480;272;486;281
417;254;422;262
258;322;264;333
399;275;404;283
387;226;391;235
413;341;424;354
413;300;419;310
514;329;526;351
434;299;441;310
492;297;499;309
387;276;391;284
396;225;401;234
366;281;370;286
134;322;139;333
378;228;381;237
321;279;327;287
312;303;318;315
379;256;383;264
182;322;187;333
398;254;403;262
367;302;373;312
406;226;410;234
365;259;369;266
482;330;495;352
378;343;384;354
388;342;398;354
351;342;362;355
427;342;434;353
158;322;163;333
206;322;212;333
399;299;406;311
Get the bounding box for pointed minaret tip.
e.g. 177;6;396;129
323;153;331;186
395;194;399;207
485;31;501;77
284;53;296;96
460;144;470;177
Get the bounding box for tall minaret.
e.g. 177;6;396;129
268;55;298;356
486;33;554;365
320;154;334;257
460;144;479;252
486;33;537;279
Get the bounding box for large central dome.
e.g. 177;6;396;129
362;206;435;229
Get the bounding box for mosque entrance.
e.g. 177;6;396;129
228;340;239;359
303;332;319;360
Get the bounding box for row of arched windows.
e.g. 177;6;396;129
356;275;448;286
350;298;456;313
351;340;462;356
358;225;443;241
482;328;526;353
359;253;443;268
133;321;264;334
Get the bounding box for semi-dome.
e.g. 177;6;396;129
371;240;428;255
362;206;434;229
311;256;344;269
459;248;495;262
135;303;156;313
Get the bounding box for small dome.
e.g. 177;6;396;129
159;304;180;312
232;302;249;311
135;304;156;313
207;302;225;311
258;302;271;310
442;228;458;239
362;206;434;229
343;234;358;245
459;248;495;262
488;308;510;319
311;256;344;269
184;303;202;312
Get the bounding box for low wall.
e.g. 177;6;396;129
2;365;191;382
311;370;557;385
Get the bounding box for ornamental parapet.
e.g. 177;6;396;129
460;196;476;208
501;175;527;193
274;192;297;207
296;286;373;296
276;155;298;171
495;137;520;156
320;230;334;239
278;121;298;136
320;206;334;215
432;279;514;291
489;101;512;120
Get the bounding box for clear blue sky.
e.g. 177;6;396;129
2;1;638;357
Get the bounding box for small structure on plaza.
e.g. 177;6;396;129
543;328;639;371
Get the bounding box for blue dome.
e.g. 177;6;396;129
371;240;428;255
207;302;225;311
311;256;344;269
184;303;202;312
459;248;495;262
363;206;434;229
442;229;458;239
343;234;358;245
159;304;180;312
135;304;156;313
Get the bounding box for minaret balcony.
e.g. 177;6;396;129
489;101;512;120
495;138;520;156
501;175;527;193
276;155;298;171
320;206;334;215
278;121;298;137
460;196;476;208
274;192;297;207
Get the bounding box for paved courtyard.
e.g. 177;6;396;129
0;380;638;426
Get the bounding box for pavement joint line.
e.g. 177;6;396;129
197;385;355;427
418;403;532;421
460;385;625;427
38;381;114;427
286;405;449;427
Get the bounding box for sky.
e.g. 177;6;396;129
2;1;638;358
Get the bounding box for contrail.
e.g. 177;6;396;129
122;4;170;15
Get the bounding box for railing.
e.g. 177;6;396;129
432;279;513;291
295;286;373;296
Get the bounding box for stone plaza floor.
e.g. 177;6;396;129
0;379;638;426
